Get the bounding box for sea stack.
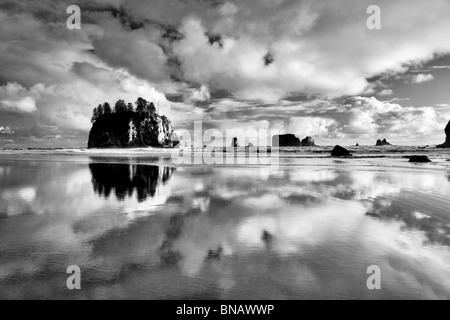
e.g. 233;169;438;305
232;137;239;148
331;145;352;157
301;136;316;147
88;101;179;148
272;134;301;147
437;121;450;148
376;139;391;146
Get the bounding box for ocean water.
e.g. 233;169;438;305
0;147;449;299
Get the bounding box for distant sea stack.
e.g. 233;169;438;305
301;136;316;147
88;98;179;149
376;139;391;146
272;134;301;147
232;137;239;148
437;121;450;148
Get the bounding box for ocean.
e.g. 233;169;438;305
0;146;449;299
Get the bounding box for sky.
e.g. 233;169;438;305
0;0;450;148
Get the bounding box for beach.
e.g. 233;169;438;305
0;147;449;299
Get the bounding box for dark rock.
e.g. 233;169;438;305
160;250;182;265
409;156;432;163
207;247;223;260
356;143;359;147
262;230;273;243
301;136;316;146
376;138;391;146
88;111;179;148
437;121;450;148
331;145;352;157
232;137;239;148
272;134;301;147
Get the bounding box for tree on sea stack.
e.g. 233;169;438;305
126;102;134;113
114;99;127;113
103;102;112;114
135;97;148;114
91;105;100;123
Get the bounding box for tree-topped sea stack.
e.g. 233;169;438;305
88;97;179;148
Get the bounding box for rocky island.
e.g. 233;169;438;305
88;98;179;149
272;134;301;147
272;134;317;147
375;138;391;146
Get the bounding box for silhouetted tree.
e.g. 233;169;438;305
103;102;112;114
126;102;134;113
90;98;156;125
91;106;99;123
148;102;157;114
114;99;127;113
135;97;148;114
97;103;104;117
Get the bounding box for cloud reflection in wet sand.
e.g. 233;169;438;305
0;160;449;299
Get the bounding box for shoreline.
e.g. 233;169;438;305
0;148;449;173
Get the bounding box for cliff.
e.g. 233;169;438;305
88;111;179;148
437;121;450;148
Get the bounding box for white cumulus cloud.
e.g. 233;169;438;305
411;74;435;84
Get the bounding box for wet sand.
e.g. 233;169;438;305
0;151;449;299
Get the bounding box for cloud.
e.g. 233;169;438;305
183;85;211;103
90;15;170;84
429;65;450;70
345;97;446;138
411;74;435;84
0;126;14;135
377;89;394;96
0;82;38;113
287;117;338;139
169;0;450;101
